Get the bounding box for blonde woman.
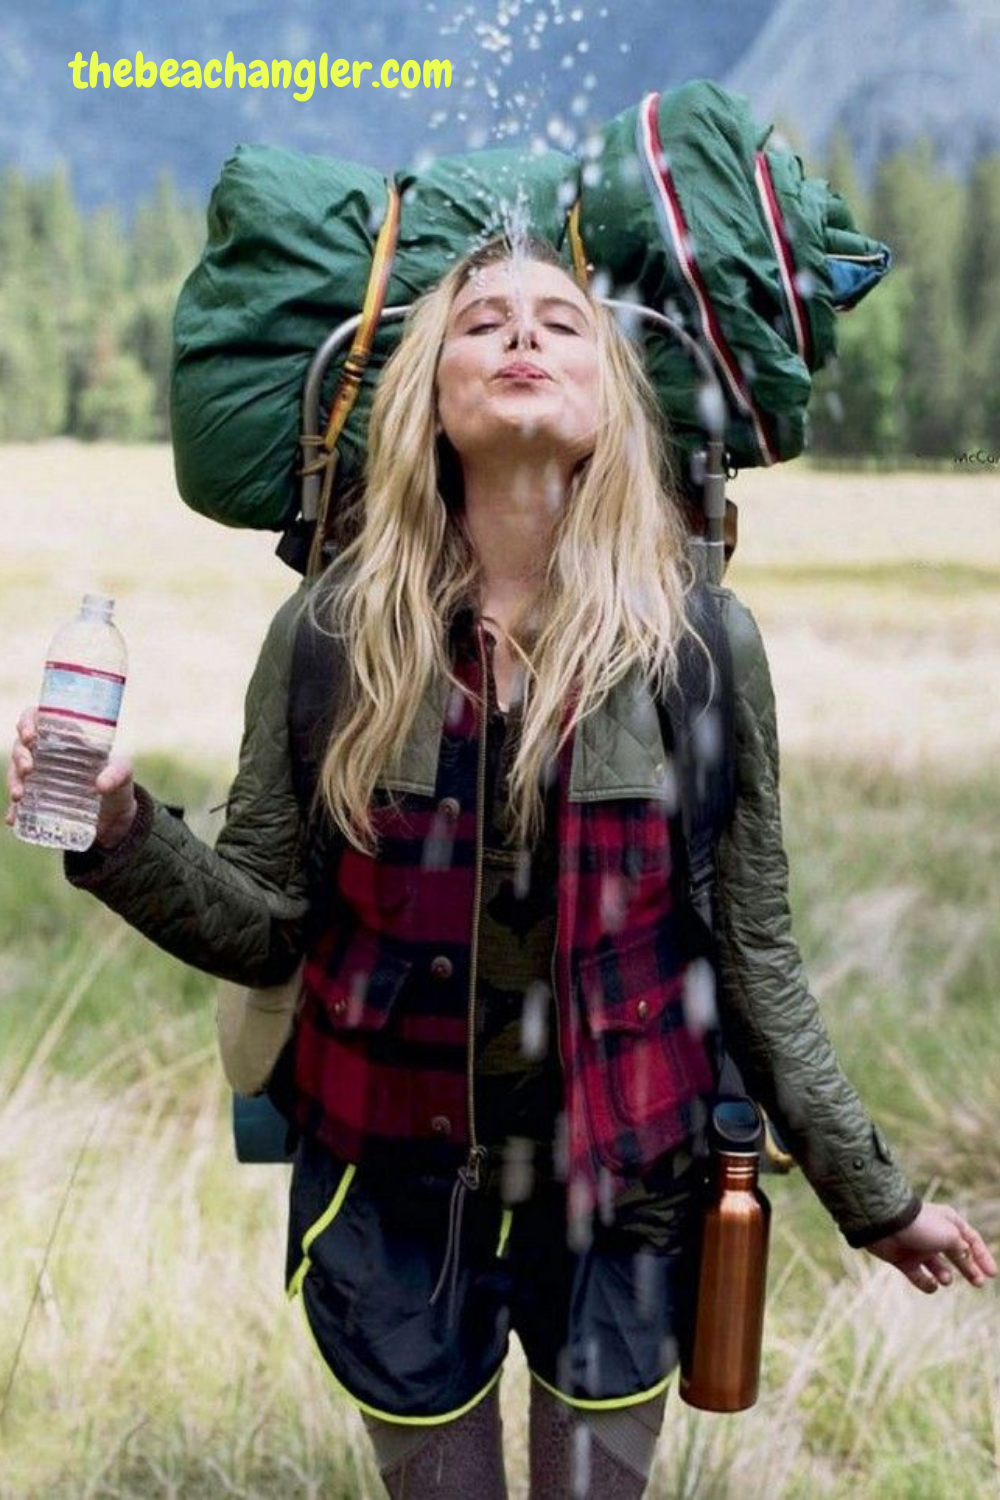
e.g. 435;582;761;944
7;234;994;1498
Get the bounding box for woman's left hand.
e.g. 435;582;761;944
865;1203;997;1293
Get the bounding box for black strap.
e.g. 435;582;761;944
658;583;737;931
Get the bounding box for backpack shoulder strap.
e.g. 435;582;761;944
658;581;737;926
288;602;349;814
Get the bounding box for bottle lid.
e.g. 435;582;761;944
710;1097;763;1154
82;593;115;617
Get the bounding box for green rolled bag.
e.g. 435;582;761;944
170;79;890;533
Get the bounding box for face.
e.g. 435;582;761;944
435;257;601;472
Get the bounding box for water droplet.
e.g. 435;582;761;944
346;966;371;1026
696;379;727;437
520;981;551;1059
684;958;717;1036
500;1135;536;1203
558;179;578;210
632;1248;659;1321
590;269;612;300
571;1414;592;1494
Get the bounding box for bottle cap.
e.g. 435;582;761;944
710;1096;763;1154
82;594;115;617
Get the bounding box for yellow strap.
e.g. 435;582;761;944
321;181;401;453
306;180;401;576
566;200;590;288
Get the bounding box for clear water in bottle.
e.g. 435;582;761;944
15;594;127;852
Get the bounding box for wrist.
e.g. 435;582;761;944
96;799;139;851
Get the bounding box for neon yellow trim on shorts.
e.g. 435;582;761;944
495;1207;513;1258
296;1295;505;1425
287;1161;357;1301
529;1366;671;1411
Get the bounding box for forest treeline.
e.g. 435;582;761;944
0;138;998;459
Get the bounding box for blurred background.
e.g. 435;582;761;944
2;2;999;1496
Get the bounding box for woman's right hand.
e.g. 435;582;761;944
6;706;139;851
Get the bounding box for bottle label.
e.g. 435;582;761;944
39;660;125;727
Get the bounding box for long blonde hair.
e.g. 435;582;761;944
310;234;698;856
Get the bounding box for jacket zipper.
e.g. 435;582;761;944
475;626;565;1160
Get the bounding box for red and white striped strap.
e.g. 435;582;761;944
636;92;778;466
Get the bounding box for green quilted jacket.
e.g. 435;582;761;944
66;583;920;1247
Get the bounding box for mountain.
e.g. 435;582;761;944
723;0;1000;178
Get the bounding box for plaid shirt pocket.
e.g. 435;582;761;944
576;928;712;1173
304;923;415;1032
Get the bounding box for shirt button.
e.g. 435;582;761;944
430;1114;452;1136
430;955;453;980
438;797;461;821
637;998;649;1021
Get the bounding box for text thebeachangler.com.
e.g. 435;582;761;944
68;52;453;99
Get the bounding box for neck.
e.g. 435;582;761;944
459;456;570;629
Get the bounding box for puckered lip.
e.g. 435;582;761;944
492;361;552;381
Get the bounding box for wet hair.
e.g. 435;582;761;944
311;233;696;856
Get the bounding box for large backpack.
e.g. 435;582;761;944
173;79;890;543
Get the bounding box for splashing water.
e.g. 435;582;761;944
424;0;602;157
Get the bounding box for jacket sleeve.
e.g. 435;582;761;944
63;585;312;988
711;587;921;1247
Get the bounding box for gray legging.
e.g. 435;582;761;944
362;1377;667;1498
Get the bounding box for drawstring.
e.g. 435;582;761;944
428;1147;487;1326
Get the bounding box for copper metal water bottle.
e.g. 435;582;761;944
680;1098;771;1413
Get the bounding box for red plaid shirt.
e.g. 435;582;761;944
292;605;714;1208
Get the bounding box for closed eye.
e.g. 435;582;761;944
465;319;582;336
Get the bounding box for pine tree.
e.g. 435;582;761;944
957;155;1000;448
869;139;965;458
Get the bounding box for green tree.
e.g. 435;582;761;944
823;128;866;226
957;154;1000;448
869;139;964;458
129;170;204;289
808;267;911;460
76;332;157;441
0;287;69;439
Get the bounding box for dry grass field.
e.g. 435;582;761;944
1;444;999;1498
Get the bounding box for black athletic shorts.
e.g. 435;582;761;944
286;1133;702;1423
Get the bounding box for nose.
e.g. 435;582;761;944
504;317;540;351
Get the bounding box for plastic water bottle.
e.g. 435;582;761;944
14;594;127;852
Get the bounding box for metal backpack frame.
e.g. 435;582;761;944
292;299;730;587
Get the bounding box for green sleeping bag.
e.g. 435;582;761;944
170;79;890;531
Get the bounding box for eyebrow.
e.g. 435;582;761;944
452;294;592;326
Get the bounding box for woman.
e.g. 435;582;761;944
7;234;995;1499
